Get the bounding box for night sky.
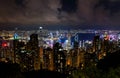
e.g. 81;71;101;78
0;0;120;29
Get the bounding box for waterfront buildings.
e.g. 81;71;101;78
0;29;120;73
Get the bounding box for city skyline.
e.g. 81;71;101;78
0;22;120;78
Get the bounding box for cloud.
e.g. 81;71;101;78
0;0;120;26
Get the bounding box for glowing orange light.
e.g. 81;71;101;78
67;60;70;65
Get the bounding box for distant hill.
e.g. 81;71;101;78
0;23;120;31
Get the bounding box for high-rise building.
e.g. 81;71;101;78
38;27;44;47
53;42;66;73
29;34;40;70
43;48;54;71
117;32;120;47
13;39;20;63
93;35;101;52
39;47;44;69
70;49;78;68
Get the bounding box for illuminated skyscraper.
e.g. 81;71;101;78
43;48;54;71
93;35;101;52
53;42;66;73
29;34;40;70
66;33;72;50
38;27;44;47
118;32;120;47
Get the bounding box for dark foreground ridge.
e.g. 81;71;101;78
0;62;66;78
97;49;120;70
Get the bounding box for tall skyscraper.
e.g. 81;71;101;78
93;35;101;52
29;34;40;70
38;27;44;47
53;42;66;73
43;48;54;70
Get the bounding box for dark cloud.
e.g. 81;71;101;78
60;0;78;13
0;0;61;24
14;0;27;8
94;0;120;15
0;0;120;26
